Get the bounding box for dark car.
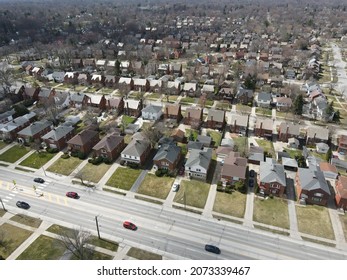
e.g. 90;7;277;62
66;192;78;199
249;169;255;177
16;201;30;209
178;166;185;176
205;244;221;254
34;177;44;183
249;179;254;188
123;221;137;231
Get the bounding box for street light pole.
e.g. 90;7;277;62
0;196;7;212
95;215;100;239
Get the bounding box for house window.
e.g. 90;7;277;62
196;169;201;172
101;149;107;154
312;197;322;202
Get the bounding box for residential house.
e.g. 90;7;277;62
166;81;181;95
278;122;300;142
235;88;254;105
187;141;204;152
182;82;198;96
106;97;124;115
0;112;36;141
219;87;234;101
0;109;15;124
164;104;182;123
184;107;203;128
17;120;52;143
185;147;212;181
51;71;65;83
170;64;183;76
248;146;265;165
20;86;40;101
170;128;185;143
320;162;338;180
197;135;212;148
77;73;91;86
67;129;100;155
149;79;162;93
70;93;91;109
201;84;215;97
88;94;107;110
306;127;329;145
64;72;78;84
229;115;248;135
254;119;273;139
205;109;225;130
335;176;347;210
41;125;75;150
124;99;143;118
92;133;125;162
91;74;105;87
104;75;118;88
153;143;182;172
257;92;272;108
337;135;347;154
276;97;292;111
120;137;151;166
316;142;330;154
117;77;134;91
38;88;56;106
216;146;234;161
258;158;287;197
296;165;331;206
288;138;300;149
221;152;247;186
133;78;149;92
141;104;163;121
72;58;83;69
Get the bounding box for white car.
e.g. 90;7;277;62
172;183;180;192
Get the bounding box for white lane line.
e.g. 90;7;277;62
2;199;9;202
9;193;15;196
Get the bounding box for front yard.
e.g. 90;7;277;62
106;167;142;191
296;205;334;239
173;180;210;209
253;197;290;229
0;145;30;163
180;97;196;105
19;152;56;169
213;191;247;218
46;156;83;176
76;163;111;183
339;215;347;241
236;104;252;114
137;174;174;200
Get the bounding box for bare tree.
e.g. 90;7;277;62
142;125;163;148
59;228;93;260
30;138;42;153
0;62;14;96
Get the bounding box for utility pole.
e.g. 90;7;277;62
0;196;7;212
95;216;100;239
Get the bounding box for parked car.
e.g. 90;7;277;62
123;221;137;231
249;169;255;177
205;244;221;254
249;179;254;188
33;177;44;183
16;201;30;209
66;192;78;199
172;183;180;192
178;166;185;176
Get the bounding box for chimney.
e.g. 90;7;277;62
260;121;263;135
286;125;289;141
188;111;190;120
234;119;236;132
166;106;169;117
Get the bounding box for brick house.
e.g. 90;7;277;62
17;120;52;143
337;135;347;154
70;93;91;109
64;72;78;84
205;109;225;130
88;94;107;110
184;107;203;129
38;88;56;106
77;73;91;86
106;97;124;116
255;119;273;139
120;137;151;166
104;75;118;88
0;112;36;141
124;99;143;118
221;152;247;186
41;125;75;150
20;86;40;101
229;115;248;135
91;74;105;87
258;158;286;197
92;132;125;162
164;104;182;123
117;77;134;91
133;78;149;92
306;127;329;145
296;165;331;206
153;143;182;172
67;129;100;155
278;122;300;142
335;176;347;211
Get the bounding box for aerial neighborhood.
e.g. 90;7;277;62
1;0;347;260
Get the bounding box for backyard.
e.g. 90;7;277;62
106;167;141;191
232;136;248;156
19;152;56;169
137;174;174;200
256;139;276;158
173;180;210;209
0;145;30;163
207;130;222;147
46;156;83;176
213;191;247;218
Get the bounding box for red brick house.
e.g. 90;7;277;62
70;93;91;109
20;86;41;101
133;78;149;92
337;135;347;154
77;73;91;86
41;125;75;150
221;152;247;186
117;77;134;91
106;97;124;116
88;94;107;110
17;120;52;143
64;72;78;84
205;109;225;130
255;119;273;139
153;143;182;172
184;107;203;129
67;129;100;155
258;158;286;197
38;88;56;106
278;122;300;142
92;133;125;162
0;112;36;141
124;99;143;118
164;104;182;123
335;176;347;211
229;115;248;135
104;75;119;88
91;74;105;87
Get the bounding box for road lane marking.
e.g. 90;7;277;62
48;193;52;201
2;199;9;202
56;196;60;204
6;182;10;190
64;198;67;206
9;193;15;196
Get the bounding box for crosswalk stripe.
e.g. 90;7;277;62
56;196;60;203
3;199;9;202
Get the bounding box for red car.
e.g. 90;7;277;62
123;221;137;230
66;192;78;199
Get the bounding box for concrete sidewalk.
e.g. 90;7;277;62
96;162;120;189
202;184;217;218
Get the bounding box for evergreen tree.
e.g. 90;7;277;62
293;94;303;115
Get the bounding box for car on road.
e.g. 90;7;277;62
66;192;78;199
33;177;44;183
123;221;137;230
249;169;255;177
205;244;221;254
172;183;180;192
249;179;254;188
16;201;30;209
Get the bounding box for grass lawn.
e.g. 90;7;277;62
19;152;56;169
213;191;246;218
236;104;252;114
47;156;83;176
106;167;142;191
177;143;187;156
174;180;210;209
0;141;7;150
76;163;111;183
168;96;178;102
0;145;30;163
253;197;290;229
185;129;199;141
0;223;33;259
216;101;231;110
232;137;248;156
256;107;272;117
0;209;5;217
180;97;196;104
339;215;347;241
207;130;222;147
137;174;174;199
283;148;303;159
147;92;162;100
88;237;118;252
296;205;334;239
127;247;162;260
276;111;295;120
204;100;214;107
256;139;276;158
124;134;132;144
122;115;136;126
17;235;66;260
10;214;42;228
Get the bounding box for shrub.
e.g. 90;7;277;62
128;162;139;169
155;169;163;177
103;157;112;164
77;151;87;160
89;156;103;165
47;147;59;154
70;150;79;157
217;186;225;192
61;153;70;159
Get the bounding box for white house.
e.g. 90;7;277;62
316;142;330;154
141;104;163;121
185;148;212;181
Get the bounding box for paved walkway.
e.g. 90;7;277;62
9;150;36;168
202;184;217;218
96;162;120;189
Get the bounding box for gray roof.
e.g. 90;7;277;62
93;133;124;152
142;104;162;114
259;158;286;186
70;93;87;102
331;158;347;169
185;148;212;170
18;120;52;136
38;88;52;98
197;135;212;145
307;127;329;141
153;144;181;163
230;114;248;127
282;157;298;168
0;109;15;121
279;122;300;136
122;138;150;157
236;88;253;98
207;109;225;122
42;125;74;141
297;166;330;195
187;141;204;150
257;92;272;102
